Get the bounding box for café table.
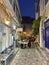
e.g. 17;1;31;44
18;40;28;48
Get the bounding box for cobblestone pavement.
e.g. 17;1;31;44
10;47;48;65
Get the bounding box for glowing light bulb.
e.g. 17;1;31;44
5;21;9;25
4;18;10;25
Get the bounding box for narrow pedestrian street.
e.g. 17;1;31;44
10;47;49;65
0;0;49;65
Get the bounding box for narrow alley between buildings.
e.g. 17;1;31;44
0;0;49;65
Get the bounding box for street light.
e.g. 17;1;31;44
4;18;10;25
5;20;10;25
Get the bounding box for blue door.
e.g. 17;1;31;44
45;27;49;48
44;19;49;49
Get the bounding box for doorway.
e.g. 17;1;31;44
44;19;49;49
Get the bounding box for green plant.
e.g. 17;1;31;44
32;16;41;36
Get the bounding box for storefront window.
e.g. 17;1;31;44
0;23;13;52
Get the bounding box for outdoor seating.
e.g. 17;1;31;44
28;41;31;48
18;40;28;48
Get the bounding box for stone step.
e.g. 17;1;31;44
36;47;46;60
38;47;49;61
45;48;49;53
35;47;47;65
41;48;49;58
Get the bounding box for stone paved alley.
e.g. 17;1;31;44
10;47;49;65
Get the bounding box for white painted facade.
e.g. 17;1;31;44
39;0;49;48
45;1;49;18
39;0;45;16
0;0;21;52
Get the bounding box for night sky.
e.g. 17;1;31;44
18;0;35;18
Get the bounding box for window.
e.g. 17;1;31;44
13;2;15;11
45;0;48;5
9;0;12;5
13;0;16;12
35;0;39;12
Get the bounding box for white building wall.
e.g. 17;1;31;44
0;0;22;52
4;0;22;25
36;13;38;19
39;0;49;48
39;0;45;48
4;0;15;17
39;0;45;16
45;1;49;18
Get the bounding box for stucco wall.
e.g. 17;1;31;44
45;1;49;17
40;0;45;16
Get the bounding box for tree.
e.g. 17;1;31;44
32;16;41;36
